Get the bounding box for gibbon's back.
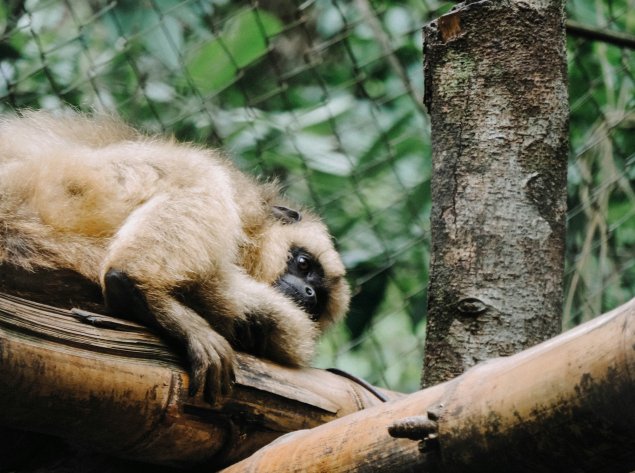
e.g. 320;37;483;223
1;112;239;237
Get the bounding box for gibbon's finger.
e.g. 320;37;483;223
188;363;204;398
212;349;236;401
220;357;235;396
187;338;207;397
204;345;235;404
204;355;223;404
188;369;202;397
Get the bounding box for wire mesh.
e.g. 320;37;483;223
565;0;635;329
0;0;633;392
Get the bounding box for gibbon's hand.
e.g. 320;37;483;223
101;268;237;403
186;328;236;403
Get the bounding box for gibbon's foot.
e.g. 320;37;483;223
186;328;236;403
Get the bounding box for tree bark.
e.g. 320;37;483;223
221;297;635;473
422;0;569;387
0;292;398;469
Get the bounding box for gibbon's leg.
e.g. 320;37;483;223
101;193;243;402
203;271;320;367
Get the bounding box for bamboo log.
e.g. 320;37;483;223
0;292;399;469
222;297;635;473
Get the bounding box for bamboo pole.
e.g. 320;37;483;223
0;292;399;469
221;297;635;473
2;271;635;472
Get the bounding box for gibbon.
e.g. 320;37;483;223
0;111;350;401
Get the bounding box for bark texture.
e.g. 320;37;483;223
422;0;569;386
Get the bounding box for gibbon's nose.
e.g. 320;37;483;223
276;273;318;310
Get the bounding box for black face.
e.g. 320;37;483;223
274;247;328;321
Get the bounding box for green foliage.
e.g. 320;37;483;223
186;8;283;95
565;0;635;326
0;0;633;393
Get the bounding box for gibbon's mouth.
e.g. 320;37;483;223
274;277;320;321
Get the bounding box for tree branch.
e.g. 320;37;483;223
567;19;635;50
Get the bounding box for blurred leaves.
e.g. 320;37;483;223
186;8;283;94
565;0;635;326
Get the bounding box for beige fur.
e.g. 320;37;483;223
0;110;350;400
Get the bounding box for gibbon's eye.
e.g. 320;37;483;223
297;255;311;272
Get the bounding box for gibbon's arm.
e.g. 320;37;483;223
98;190;326;401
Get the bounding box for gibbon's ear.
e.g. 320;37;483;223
271;205;302;224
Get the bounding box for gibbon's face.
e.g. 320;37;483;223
274;247;328;322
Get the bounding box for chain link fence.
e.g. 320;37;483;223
0;0;633;392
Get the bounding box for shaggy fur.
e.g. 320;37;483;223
0;110;350;400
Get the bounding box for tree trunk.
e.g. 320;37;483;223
422;0;569;387
221;297;635;473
